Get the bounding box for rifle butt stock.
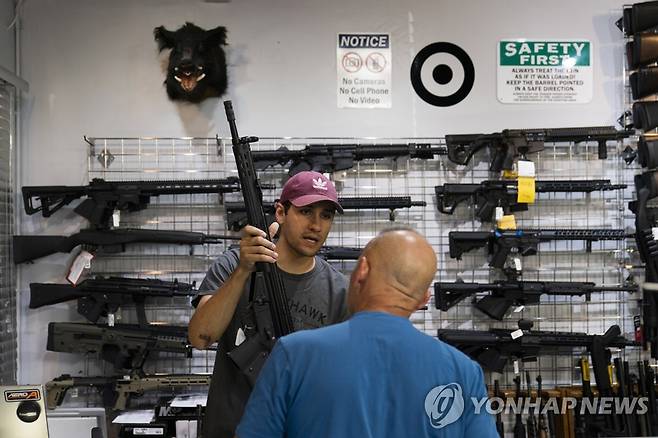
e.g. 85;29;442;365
29;283;81;309
13;235;78;263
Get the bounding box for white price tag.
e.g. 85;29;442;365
513;360;520;375
235;328;246;346
512;258;522;272
107;313;115;327
67;250;95;284
513;305;525;313
510;329;524;340
517;160;536;177
113;210;121;227
652;227;658;241
495;207;504;222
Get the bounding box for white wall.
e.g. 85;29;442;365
17;0;630;384
0;0;15;72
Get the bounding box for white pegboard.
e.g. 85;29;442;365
76;134;643;409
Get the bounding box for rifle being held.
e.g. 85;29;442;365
434;279;636;320
448;228;629;269
22;177;257;229
223;100;294;385
29;277;196;327
13;228;238;264
445;126;634;171
435;179;626;222
251;142;446;175
45;373;211;411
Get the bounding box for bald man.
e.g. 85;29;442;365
235;228;498;438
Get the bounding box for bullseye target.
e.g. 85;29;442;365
410;42;475;107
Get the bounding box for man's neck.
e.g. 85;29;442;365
275;239;316;274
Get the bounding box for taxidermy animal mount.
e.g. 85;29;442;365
154;22;228;103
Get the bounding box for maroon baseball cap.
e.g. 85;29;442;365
278;171;343;213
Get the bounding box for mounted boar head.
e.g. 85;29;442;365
154;22;228;102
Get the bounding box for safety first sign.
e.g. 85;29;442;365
337;33;392;109
497;40;593;104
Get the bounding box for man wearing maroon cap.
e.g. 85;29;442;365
189;171;348;438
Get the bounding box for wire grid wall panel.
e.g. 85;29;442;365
0;83;16;385
79;135;641;398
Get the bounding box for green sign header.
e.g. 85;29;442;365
499;41;590;67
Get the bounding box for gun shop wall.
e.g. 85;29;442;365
2;0;649;436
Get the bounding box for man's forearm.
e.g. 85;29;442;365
188;267;251;349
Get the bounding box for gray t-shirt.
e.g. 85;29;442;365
194;248;348;438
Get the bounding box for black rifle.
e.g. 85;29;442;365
46;322;193;373
627;33;658;70
493;380;504;438
434;279;636;320
629;173;658;359
617;1;658;36
614;358;634;435
536;375;548;438
223;100;294;385
45;373;211;410
526;371;537;438
644;360;658;434
448;228;629;269
229;243;362;261
574;357;592;438
588;325;624;436
630;67;658;100
225;196;426;231
29;277;196;327
513;375;525;438
22;177;258;229
629;134;658;168
13;228;238;264
445;126;634;171
250;142;447;175
634;101;658;131
436;179;626;222
436;320;636;372
317;246;362;260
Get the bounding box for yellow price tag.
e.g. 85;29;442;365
497;215;517;230
502;170;518;179
517;176;536;204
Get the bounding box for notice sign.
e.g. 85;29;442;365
337;33;392;108
497;40;592;104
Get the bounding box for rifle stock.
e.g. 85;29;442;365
619;1;658;36
634;101;658;131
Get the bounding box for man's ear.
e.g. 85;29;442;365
354;255;369;285
274;201;286;224
417;289;431;310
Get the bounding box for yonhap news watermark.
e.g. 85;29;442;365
424;383;649;429
474;396;649;416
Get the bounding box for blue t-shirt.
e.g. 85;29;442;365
236;311;498;438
